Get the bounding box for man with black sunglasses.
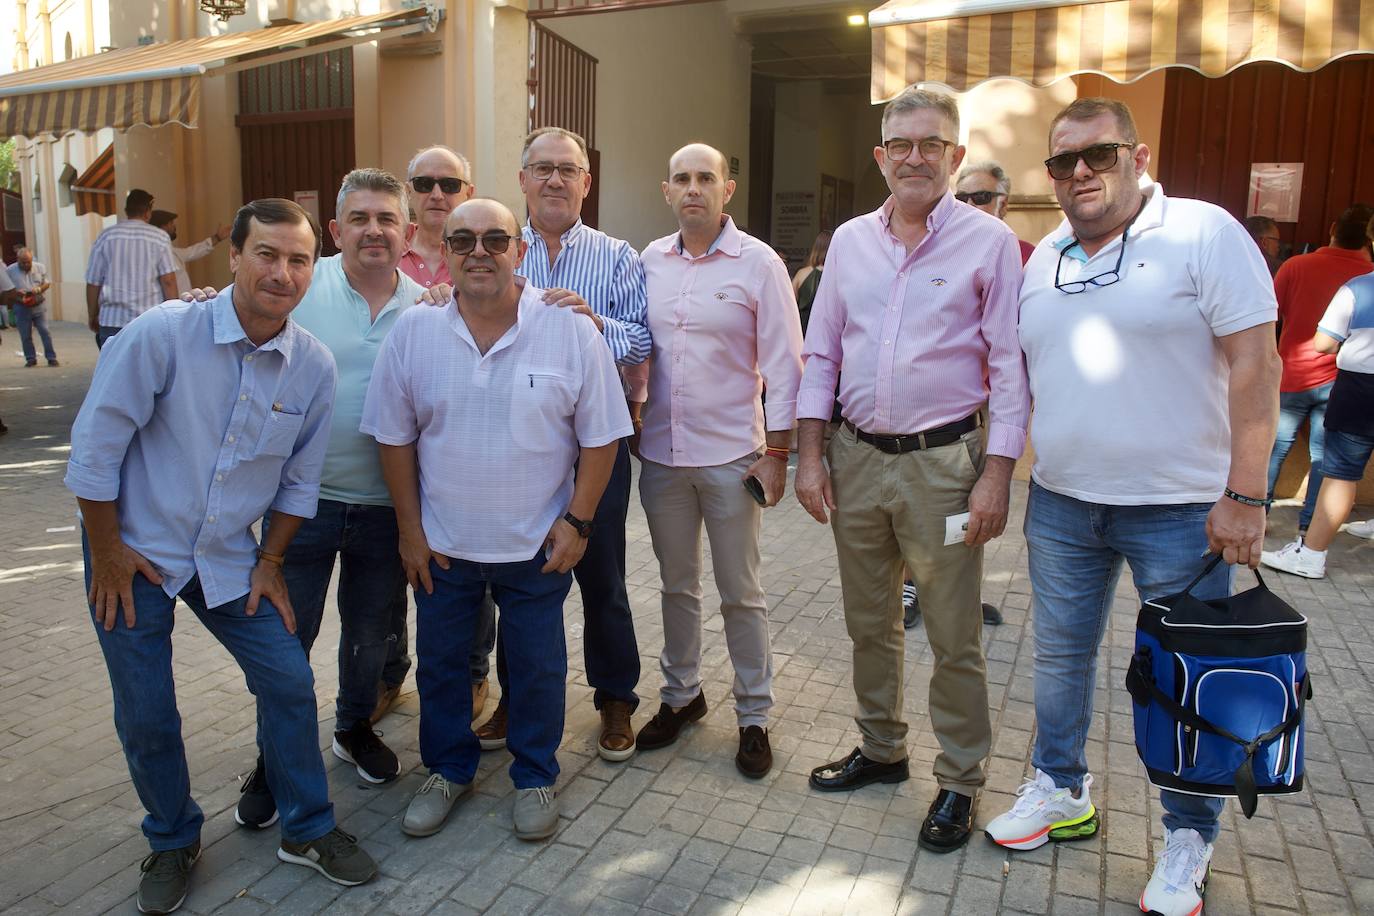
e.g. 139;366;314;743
400;145;475;291
955;161;1035;267
991;97;1281;916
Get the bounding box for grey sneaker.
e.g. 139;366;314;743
402;773;471;837
137;840;201;914
276;827;376;886
513;786;560;841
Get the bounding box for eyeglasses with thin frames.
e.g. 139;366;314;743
526;162;588;182
881;137;955;163
443;231;517;256
1054;224;1131;294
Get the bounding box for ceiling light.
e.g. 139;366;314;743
847;13;866;26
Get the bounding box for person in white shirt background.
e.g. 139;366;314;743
150;209;233;296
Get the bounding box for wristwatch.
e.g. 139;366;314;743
563;512;594;538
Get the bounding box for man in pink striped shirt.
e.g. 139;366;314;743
630;143;804;779
794;86;1029;853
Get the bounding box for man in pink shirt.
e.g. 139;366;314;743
631;143;804;779
398;146;475;290
794;87;1029;852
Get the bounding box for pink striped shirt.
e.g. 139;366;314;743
796;194;1030;459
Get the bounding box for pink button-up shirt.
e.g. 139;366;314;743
399;248;450;289
796;194;1030;459
637;216;804;468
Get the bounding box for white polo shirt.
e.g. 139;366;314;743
1019;181;1277;505
360;280;633;562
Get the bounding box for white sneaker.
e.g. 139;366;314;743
1344;518;1374;539
1141;827;1212;915
1259;539;1326;579
984;770;1097;851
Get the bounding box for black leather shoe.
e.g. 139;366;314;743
982;603;1004;626
919;789;978;853
635;693;707;750
809;747;909;792
736;726;772;779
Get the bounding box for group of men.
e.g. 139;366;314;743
68;87;1289;916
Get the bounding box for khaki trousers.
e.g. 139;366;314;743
827;421;990;793
639;455;773;727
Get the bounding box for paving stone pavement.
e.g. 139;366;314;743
1;320;1373;915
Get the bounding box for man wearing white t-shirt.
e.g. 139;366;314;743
361;199;631;843
984;98;1280;916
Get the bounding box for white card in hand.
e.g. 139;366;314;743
944;512;970;546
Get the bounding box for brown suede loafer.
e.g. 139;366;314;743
635;693;707;750
736;725;772;778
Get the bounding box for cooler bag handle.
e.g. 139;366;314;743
1180;553;1270;598
1127;654;1309;818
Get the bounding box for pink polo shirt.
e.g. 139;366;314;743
399;248;450;289
637;216;804;468
796;193;1030;459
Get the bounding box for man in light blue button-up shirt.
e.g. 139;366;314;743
66;199;377;910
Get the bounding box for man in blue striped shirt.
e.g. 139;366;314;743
475;126;651;763
85;188;180;348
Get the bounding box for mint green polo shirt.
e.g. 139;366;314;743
290;254;426;506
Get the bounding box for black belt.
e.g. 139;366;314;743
844;413;981;454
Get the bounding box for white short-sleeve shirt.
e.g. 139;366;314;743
360;280;633;562
1019;181;1278;505
1317;274;1374;373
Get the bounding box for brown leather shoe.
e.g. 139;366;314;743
369;681;402;726
635;694;707;750
472;678;489;720
736;725;772;779
598;700;636;762
476;698;507;750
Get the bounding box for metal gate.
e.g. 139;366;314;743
237;48;355;256
528;25;600;228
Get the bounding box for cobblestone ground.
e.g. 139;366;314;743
1;320;1372;915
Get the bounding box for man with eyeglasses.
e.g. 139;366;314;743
1244;215;1283;275
989;97;1280;916
400;145;476;290
795;86;1029;854
364;198;630;842
473;126;651;765
955;161;1035;267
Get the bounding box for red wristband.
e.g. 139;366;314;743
764;447;790;462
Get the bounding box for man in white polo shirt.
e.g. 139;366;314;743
985;98;1280;916
362;198;630;842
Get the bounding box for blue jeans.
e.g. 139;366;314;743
416;553;572;788
15;305;56;363
262;501;407;730
83;533;335;850
486;439;640;710
96;325;123;349
1024;482;1231;843
1266;383;1332;530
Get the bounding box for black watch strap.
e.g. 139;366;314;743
563;511;594;537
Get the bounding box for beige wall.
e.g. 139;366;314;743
544;2;753;250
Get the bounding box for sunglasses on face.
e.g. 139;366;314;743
443;231;517;255
1044;142;1136;181
955;190;1006;206
526;162;587;182
411;176;470;195
881;136;955;163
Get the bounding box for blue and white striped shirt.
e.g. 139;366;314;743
517;220;650;366
85;219;180;328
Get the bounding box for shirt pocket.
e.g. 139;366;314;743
509;366;577;452
256;409;306;458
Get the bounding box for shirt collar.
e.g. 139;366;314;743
446;277;538;358
660;215;741;259
1317;245;1373;262
523;218;585;249
212;285;297;363
878;191;957;237
1050;176;1164;263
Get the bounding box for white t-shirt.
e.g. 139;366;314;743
1018;182;1277;505
360;280;633;562
1317;274;1374;373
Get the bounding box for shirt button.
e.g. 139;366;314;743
206;515;216;523
196;549;204;556
215;474;223;482
884;340;891;345
245;354;254;362
239;394;248;401
898;272;905;279
227;435;236;443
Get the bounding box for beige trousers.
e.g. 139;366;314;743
827;421;990;793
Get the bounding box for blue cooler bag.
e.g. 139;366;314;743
1125;555;1311;817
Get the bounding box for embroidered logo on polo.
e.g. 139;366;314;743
930;278;948;286
714;292;728;300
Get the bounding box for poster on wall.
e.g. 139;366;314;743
1247;163;1303;223
772;190;815;272
293;190;321;225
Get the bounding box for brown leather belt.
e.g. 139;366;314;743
843;413;982;454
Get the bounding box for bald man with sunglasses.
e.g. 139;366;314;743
400;146;476;290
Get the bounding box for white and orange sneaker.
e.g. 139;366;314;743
1141;827;1212;916
984;770;1098;851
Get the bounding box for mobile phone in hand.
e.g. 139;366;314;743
743;475;767;506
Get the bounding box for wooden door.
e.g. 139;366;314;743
528;24;600;228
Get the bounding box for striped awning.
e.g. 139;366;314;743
72;143;116;217
0;7;434;139
870;0;1374;100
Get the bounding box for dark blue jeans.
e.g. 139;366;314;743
484;439;640;710
1266;383;1332;531
15;305;56;363
262;501;407;730
417;553;572;788
83;533;335;850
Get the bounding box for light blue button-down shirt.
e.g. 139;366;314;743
518;219;651;366
287;254;423;506
65;289;337;608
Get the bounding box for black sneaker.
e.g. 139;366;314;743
332;721;399;784
982;603;1004;626
137;840;200;914
234;755;278;829
902;581;920;629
